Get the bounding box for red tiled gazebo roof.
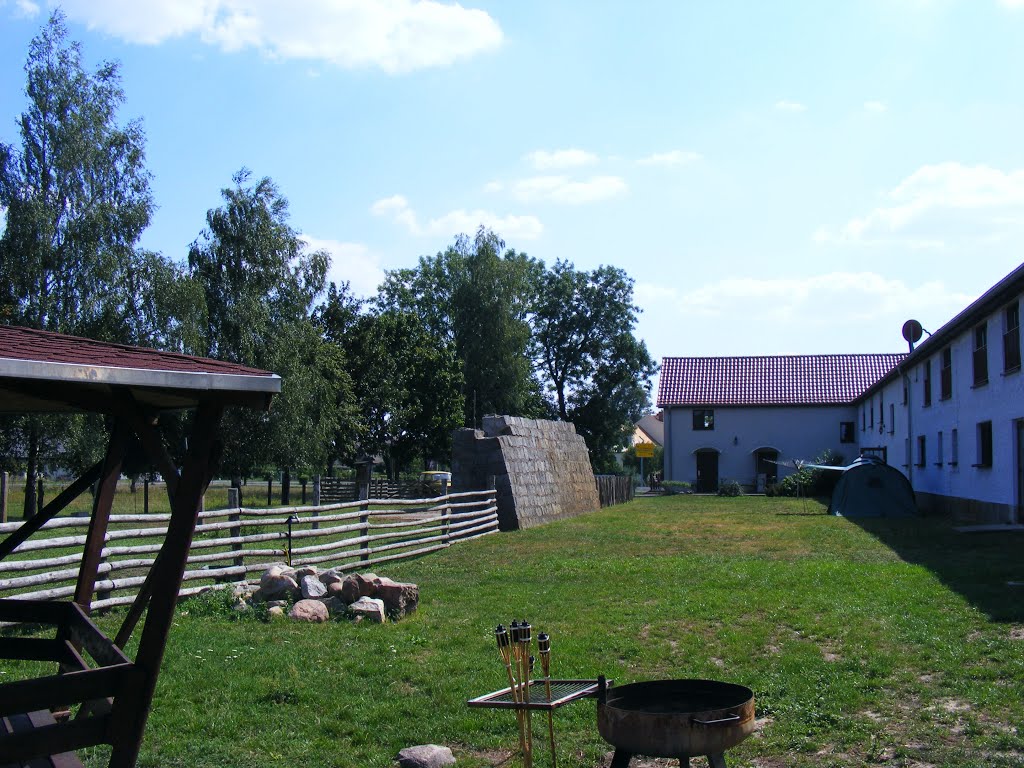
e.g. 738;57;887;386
0;325;280;413
657;354;905;407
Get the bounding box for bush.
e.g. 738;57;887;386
717;479;743;497
661;480;692;495
771;450;844;498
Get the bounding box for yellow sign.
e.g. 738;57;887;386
635;442;655;458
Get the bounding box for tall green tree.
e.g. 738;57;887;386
317;283;463;475
188;170;353;497
0;11;154;516
379;227;545;426
532;260;658;471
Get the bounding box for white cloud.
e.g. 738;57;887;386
507;175;627;204
637;150;701;167
775;100;807;112
9;0;40;16
524;149;599;170
370;194;543;240
999;0;1024;8
863;100;887;112
672;272;972;326
821;162;1024;246
49;0;502;73
301;235;385;298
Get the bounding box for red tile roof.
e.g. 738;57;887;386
657;354;905;407
0;325;274;378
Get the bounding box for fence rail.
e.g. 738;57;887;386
0;489;498;609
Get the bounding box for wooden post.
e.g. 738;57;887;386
228;487;242;568
36;477;44;517
360;506;370;563
75;419;130;610
1;471;6;524
312;475;321;506
144;478;149;515
267;477;272;506
301;479;307;505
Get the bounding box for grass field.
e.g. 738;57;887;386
4;494;1023;767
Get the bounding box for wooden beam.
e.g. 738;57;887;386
0;664;134;717
74;419;130;610
0;713;110;764
0;637;68;663
130;412;180;502
112;550;160;651
0;462;103;564
65;603;131;667
108;401;223;768
0;597;69;625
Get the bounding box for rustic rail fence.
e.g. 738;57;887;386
318;477;439;504
595;474;634;508
0;489;498;609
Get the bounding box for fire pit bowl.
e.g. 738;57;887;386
597;678;755;766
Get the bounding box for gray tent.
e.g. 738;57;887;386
828;455;917;517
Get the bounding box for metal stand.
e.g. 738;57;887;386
610;750;727;768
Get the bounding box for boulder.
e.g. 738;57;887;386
300;574;328;600
260;566;300;601
355;572;380;598
268;605;285;618
339;575;362;603
320;596;347;616
327;581;347;600
377;578;419;618
320;570;344;586
289;599;330;623
396;744;456;768
295;566;319;580
349;596;386;623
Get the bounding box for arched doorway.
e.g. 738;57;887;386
753;447;779;491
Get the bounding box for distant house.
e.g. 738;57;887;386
632;411;664;447
658;355;902;492
658;260;1024;525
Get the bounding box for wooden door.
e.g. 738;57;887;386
696;451;718;493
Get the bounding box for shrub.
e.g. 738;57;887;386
717;479;743;497
662;480;692;495
772;450;844;498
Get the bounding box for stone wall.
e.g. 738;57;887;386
452;415;600;530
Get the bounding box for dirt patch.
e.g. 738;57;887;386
709;657;726;668
452;745;514;766
1009;626;1024;641
918;673;935;683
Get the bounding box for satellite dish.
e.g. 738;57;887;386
902;319;923;344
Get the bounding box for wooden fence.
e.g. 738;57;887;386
318;477;441;504
595;474;634;507
0;489;498;609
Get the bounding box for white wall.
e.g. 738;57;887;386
860;293;1024;516
664;404;857;487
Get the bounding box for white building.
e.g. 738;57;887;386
658;261;1024;524
659;355;903;492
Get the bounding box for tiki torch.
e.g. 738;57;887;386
519;621;533;767
538;632;556;768
497;624;529;763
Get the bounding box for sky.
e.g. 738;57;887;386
3;0;1024;398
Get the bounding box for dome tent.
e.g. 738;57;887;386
828;455;916;517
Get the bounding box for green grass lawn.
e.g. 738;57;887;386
5;494;1024;767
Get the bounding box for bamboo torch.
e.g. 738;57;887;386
497;624;528;765
520;621;533;768
537;633;556;768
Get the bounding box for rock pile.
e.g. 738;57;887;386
237;565;418;623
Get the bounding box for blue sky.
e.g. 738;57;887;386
3;1;1024;387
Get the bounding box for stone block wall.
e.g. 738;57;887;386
452;415;600;530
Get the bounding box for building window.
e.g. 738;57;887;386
973;323;988;386
869;399;874;428
878;394;884;431
1004;301;1021;373
923;360;932;407
940;347;952;400
951;428;958;466
692;409;714;431
840;421;855;443
976;421;993;467
903;438;910;467
935;431;943;466
916;435;926;467
903;381;908;405
861;406;866;432
889;404;895;435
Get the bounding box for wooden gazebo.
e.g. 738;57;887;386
0;326;280;767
